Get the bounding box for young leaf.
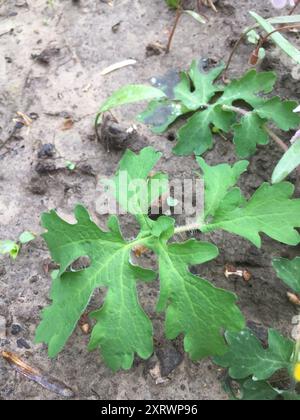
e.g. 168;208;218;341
272;138;300;184
233;379;283;401
214;328;294;381
137;100;189;134
273;257;300;293
220;70;276;107
256;97;300;131
99;85;166;114
174;108;217;156
199;160;300;247
19;231;35;244
0;240;20;259
35;207;155;371
226;378;300;401
186;61;225;108
154;234;245;360
174;105;237;156
197;158;249;218
165;0;181;8
232;113;269;158
109;146;168;228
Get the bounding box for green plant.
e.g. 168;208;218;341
0;231;35;260
35;146;300;373
96;62;300;159
214;328;300;400
213;247;300;400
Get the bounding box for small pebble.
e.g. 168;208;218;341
17;338;31;349
38;143;56;159
11;324;22;336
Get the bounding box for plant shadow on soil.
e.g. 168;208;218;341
0;0;300;400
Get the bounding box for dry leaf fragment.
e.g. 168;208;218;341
61;117;74;131
100;59;137;76
14;111;33;127
287;292;300;306
133;245;149;258
1;351;74;398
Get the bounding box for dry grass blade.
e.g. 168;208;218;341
100;59;137;76
1;351;74;398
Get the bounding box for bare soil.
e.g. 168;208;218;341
0;0;300;400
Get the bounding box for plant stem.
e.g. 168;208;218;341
222;26;257;82
166;4;183;54
223;20;300;81
289;0;300;16
263;125;288;152
257;24;300;52
222;104;247;116
222;104;288;152
174;223;202;234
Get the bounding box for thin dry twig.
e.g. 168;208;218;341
166;4;183;54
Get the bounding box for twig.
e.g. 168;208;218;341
207;0;217;13
166;3;183;54
222;27;257;82
263;125;288;152
0;28;13;38
289;0;300;15
257;24;300;51
0;126;18;152
223;21;300;81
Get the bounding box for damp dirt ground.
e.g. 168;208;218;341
0;0;300;400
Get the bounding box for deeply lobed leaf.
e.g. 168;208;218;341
199;159;300;247
215;328;294;381
35;207;155;371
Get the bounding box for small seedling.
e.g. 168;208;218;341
0;231;36;260
65;160;76;171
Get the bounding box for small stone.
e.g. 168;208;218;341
17;338;31;349
11;324;22;336
0;316;6;339
38;143;56;159
31;47;60;65
156;343;183;377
